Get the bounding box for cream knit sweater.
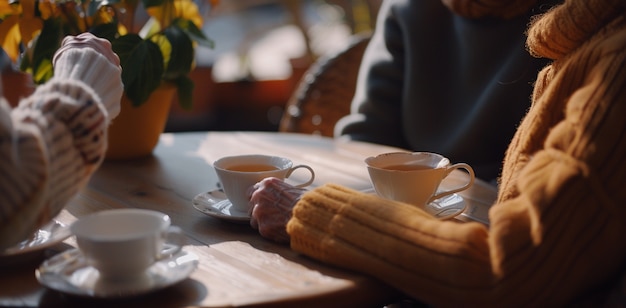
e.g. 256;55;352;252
0;43;122;250
287;0;626;306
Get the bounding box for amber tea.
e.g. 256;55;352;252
226;164;280;172
383;164;432;171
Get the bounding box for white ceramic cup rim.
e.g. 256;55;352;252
71;209;171;241
365;152;450;171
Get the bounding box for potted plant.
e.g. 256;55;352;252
0;0;216;158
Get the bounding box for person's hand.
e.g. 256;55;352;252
53;32;120;67
248;177;307;244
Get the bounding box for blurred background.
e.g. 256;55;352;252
165;0;382;132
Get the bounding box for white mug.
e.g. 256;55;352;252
365;152;475;208
71;209;184;281
213;154;315;213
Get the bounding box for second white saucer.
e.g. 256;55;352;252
192;190;250;223
36;248;198;298
1;220;71;265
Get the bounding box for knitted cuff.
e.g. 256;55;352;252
287;184;434;260
52;48;122;119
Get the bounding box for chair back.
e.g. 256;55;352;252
279;33;372;136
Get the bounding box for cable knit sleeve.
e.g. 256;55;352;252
287;3;626;306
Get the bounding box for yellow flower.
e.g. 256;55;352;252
146;0;203;29
0;2;19;17
0;0;43;62
0;18;21;61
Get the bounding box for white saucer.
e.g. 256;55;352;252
192;190;250;223
424;194;467;220
192;189;464;222
36;248;198;298
1;220;71;259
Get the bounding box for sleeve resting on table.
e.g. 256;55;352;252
0;78;111;250
287;184;496;305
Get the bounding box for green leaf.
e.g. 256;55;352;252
18;50;31;72
162;25;193;81
173;76;194;110
33;58;53;83
142;0;164;9
28;18;64;84
112;34;164;107
89;23;118;42
173;18;214;48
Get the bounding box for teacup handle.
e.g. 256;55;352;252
428;163;475;203
285;165;316;188
158;225;185;261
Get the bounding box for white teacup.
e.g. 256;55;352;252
71;209;184;281
213;154;315;213
365;152;475;208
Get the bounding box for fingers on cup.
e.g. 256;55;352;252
214;155;314;216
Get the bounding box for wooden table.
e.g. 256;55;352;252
0;131;497;307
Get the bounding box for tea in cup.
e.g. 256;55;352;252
365;152;475;208
213;154;315;213
71;209;185;281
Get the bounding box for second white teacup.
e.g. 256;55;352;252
365;152;475;208
71;209;185;281
213;154;315;213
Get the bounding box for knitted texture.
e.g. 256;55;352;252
52;48;122;120
526;0;624;59
287;0;626;305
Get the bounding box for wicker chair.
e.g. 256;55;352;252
279;32;372;136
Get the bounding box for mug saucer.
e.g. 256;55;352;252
192;190;251;223
36;248;198;298
424;193;467;220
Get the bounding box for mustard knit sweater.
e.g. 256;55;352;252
286;0;626;306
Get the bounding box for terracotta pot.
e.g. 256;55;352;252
105;83;176;160
1;70;35;107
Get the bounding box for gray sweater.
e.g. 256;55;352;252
335;0;552;181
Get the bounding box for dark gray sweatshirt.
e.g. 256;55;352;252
335;0;552;181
